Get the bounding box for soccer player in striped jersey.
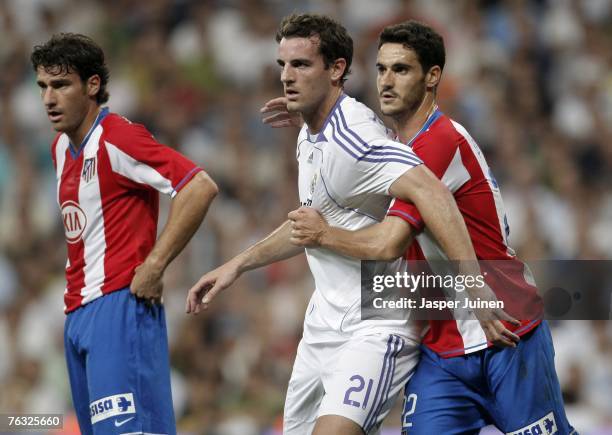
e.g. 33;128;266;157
32;33;218;435
287;21;576;435
187;14;515;435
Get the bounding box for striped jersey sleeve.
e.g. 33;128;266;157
102;117;202;198
326;98;423;196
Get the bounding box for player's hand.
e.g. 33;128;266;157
185;260;240;314
457;265;521;348
130;261;164;305
260;97;304;128
288;206;328;247
469;288;521;348
479;318;521;348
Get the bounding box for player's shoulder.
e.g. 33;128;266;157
445;116;478;146
323;95;420;168
413;112;468;151
335;95;391;139
101;112;142;133
323;94;396;160
100;111;155;146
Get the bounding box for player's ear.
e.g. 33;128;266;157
86;75;101;99
425;66;442;90
331;58;347;85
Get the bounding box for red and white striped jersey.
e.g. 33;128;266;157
387;110;542;358
51;108;202;313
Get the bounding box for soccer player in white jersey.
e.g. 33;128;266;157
288;21;576;435
32;33;218;435
187;14;511;435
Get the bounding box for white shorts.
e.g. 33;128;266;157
283;333;420;434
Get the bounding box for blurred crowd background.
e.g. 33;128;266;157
0;0;610;434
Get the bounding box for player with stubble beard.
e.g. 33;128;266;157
285;21;575;435
32;33;218;435
188;14;518;435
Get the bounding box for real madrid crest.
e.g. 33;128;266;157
309;172;318;196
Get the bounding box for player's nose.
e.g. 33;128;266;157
42;88;57;107
379;72;393;89
281;65;295;83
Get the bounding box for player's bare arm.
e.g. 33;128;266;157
389;165;474;262
186;220;303;314
131;171;218;303
289;207;414;261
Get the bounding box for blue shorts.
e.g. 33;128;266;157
402;321;576;435
64;288;175;435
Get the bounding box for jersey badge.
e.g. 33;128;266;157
309;172;318;196
82;157;97;183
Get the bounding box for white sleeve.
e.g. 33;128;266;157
327;109;422;196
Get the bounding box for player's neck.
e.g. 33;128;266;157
393;93;436;144
305;87;343;134
67;104;102;149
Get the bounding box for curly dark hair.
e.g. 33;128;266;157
31;33;110;105
276;13;353;84
378;21;445;74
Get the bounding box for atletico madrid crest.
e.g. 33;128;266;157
82;157;96;183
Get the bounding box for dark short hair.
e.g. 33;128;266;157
276;13;353;84
378;21;445;73
31;33;110;104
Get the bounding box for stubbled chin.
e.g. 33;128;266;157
380;103;394;113
52;122;71;133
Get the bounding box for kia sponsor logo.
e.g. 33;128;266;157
60;200;87;243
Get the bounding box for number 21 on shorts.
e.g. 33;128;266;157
343;375;374;409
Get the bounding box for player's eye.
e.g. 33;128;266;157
294;60;311;68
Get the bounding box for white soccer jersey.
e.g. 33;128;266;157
296;94;423;343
